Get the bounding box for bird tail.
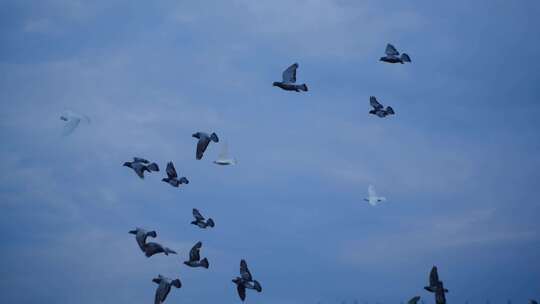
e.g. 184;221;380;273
253;280;262;292
172;279;182;288
207;218;215;228
180;177;189;184
200;257;210;269
300;84;308;92
386;106;395;115
401;53;411;62
210;132;219;143
147;162;160;172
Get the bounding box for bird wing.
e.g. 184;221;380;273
196;138;211;160
408;296;421;304
429;266;439;286
133;157;150;164
370;96;383;110
282;63;299;83
368;185;377;198
189;241;202;261
166;162;178;178
62;117;81;136
155;283;171;304
385;43;399;56
240;259;253;281
193;208;205;221
237;284;246;301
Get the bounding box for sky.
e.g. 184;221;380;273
0;0;539;303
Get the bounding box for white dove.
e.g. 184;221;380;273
364;185;387;206
60;110;90;136
213;142;237;166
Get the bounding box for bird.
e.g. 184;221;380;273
192;132;219;160
191;208;215;229
162;162;189;187
123;157;160;179
273;62;308;92
232;259;262;301
408;296;421;304
424;266;448;304
183;241;209;269
530;300;538;304
143;241;177;258
60;110;90;136
364;185;386;206
152;275;181;304
129;227;157;252
369;96;395;118
213;142;237;166
379;43;411;64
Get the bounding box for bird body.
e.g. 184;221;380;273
123;157;160;179
162;162;189;187
143;242;177;258
191;208;215;229
183;241;210;268
364;185;386;206
129;228;157;252
192;132;219;160
273;63;308;92
369;96;395;118
424;266;448;304
232;259;262;301
379;43;411;64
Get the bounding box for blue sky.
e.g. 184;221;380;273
0;1;539;303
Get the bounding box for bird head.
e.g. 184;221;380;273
123;162;131;168
272;82;280;87
60;115;68;121
379;57;386;61
128;229;137;235
192;132;200;139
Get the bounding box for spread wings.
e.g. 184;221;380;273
240;259;253;281
385;43;399;56
166;162;178;179
282;63;298;83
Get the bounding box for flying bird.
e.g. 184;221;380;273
369;96;395;118
364;185;386;206
152;275;181;304
60;110;90;136
379;43;411;64
273;62;308;92
123;157;160;179
183;241;209;269
424;266;448;304
143;241;177;258
232;259;262;301
192;132;219;160
408;296;421;304
162;162;189;187
129;227;157;252
213;142;237;166
529;300;538;304
191;208;215;229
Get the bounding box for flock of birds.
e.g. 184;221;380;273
58;43;536;304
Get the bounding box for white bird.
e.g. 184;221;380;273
213;142;237;166
60;110;90;136
364;185;386;206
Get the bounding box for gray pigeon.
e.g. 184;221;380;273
162;162;189;187
183;241;209;268
129;227;157;252
143;241;177;258
379;43;411;64
191;208;215;229
408;296;421;304
123;157;160;179
424;266;448;304
232;259;262;301
369;96;395;118
192;132;219;160
152;275;181;304
273;63;308;92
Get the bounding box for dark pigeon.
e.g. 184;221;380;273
273;63;308;92
379;43;411;64
162;162;189;187
369;96;395;118
191;208;215;229
424;266;448;304
192;132;219;160
143;242;177;258
123;157;159;179
232;259;262;301
183;241;209;269
152;275;181;304
129;227;157;252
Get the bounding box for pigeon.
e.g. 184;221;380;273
191;208;215;229
129;227;157;252
424;266;448;304
143;241;177;258
369;96;395;118
364;185;386;206
408;297;421;304
60;110;90;136
213;142;237;166
379;43;411;64
530;301;538;304
273;63;308;92
183;241;209;269
192;132;219;160
152;275;181;304
162;162;189;187
232;259;262;301
123;157;160;179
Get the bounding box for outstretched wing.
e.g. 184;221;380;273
370;96;383;110
166;162;178;179
385;43;399;56
193;208;205;221
133;157;150;164
429;266;439;286
237;284;246;301
196;138;210;160
189;241;202;261
240;259;253;281
408;296;421;304
368;185;377;198
282;63;298;83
